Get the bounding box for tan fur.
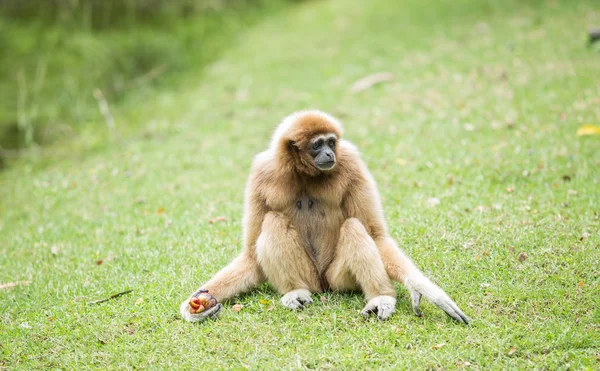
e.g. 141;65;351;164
182;110;469;323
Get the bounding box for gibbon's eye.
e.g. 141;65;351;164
312;141;322;150
328;139;336;149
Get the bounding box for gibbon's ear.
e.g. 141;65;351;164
289;140;299;152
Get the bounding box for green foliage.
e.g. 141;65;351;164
0;0;291;151
1;0;599;369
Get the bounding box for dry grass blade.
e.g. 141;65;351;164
350;72;394;93
0;280;31;290
89;290;133;305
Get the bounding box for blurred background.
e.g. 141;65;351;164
1;0;598;168
0;0;297;164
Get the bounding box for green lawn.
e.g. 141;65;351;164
1;0;600;369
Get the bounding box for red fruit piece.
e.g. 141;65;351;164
188;290;218;314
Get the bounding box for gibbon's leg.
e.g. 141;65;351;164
255;212;321;310
180;252;265;322
377;237;470;324
326;218;397;320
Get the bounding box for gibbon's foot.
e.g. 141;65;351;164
180;295;223;323
361;295;396;320
281;289;313;310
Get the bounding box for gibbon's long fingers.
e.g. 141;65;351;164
431;297;470;324
410;290;422;317
418;287;470;324
179;302;223;323
405;274;470;324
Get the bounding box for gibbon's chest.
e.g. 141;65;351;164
286;191;346;267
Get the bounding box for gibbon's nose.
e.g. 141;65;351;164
325;152;333;160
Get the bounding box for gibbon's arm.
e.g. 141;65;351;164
241;173;269;257
343;167;470;324
182;172;266;315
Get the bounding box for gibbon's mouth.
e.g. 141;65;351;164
317;161;336;170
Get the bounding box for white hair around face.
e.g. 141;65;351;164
270;110;343;149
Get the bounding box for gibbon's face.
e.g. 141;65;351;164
307;133;337;171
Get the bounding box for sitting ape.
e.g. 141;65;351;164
181;111;469;324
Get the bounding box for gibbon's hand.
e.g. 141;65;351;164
179;299;223;323
406;276;470;324
361;295;396;320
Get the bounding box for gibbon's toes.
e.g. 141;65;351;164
281;289;313;310
410;290;422;317
361;296;396;321
180;300;223;323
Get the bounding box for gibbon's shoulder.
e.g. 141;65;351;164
248;149;278;184
337;139;367;175
338;139;360;160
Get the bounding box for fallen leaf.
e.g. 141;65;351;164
209;216;227;224
156;207;166;215
432;343;446;350
259;299;270;305
518;252;528;262
319;296;330;303
51;245;60;256
0;281;31;290
232;304;243;312
508;245;515;253
96;256;115;265
267;304;275;311
508;346;517;356
350;72;394;93
506;187;515;193
135;297;144;305
576;124;600;136
482;251;490;256
474;255;481;261
577;280;584;288
568;189;578;195
580;232;591;241
426;197;440;208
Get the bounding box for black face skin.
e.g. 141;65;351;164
309;135;337;171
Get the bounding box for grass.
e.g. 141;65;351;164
1;0;600;369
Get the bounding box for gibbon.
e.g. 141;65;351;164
180;110;469;324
